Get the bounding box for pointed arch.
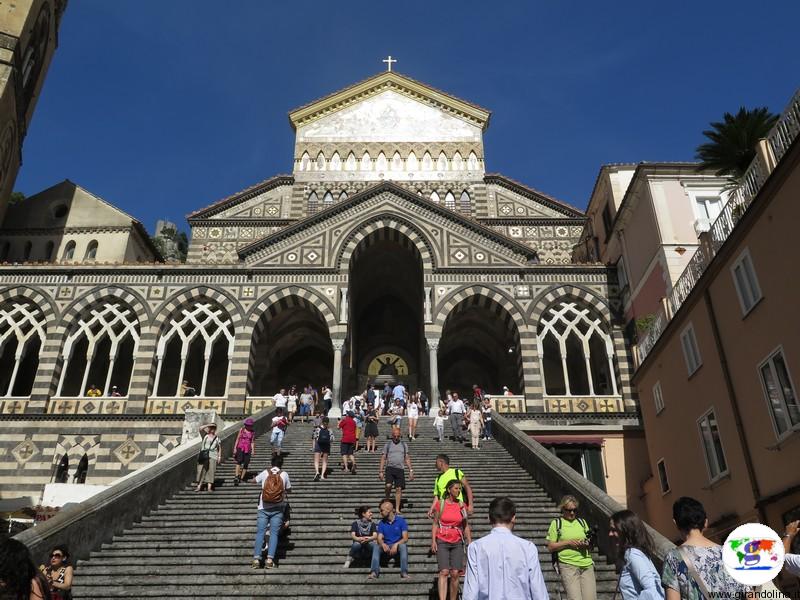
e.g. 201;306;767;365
468;151;480;171
437;151;448;171
452;151;464;171
315;151;326;171
307;191;319;213
444;190;456;210
406;151;418;172
329;151;341;171
0;298;46;397
361;151;372;171
300;152;311;171
422;151;433;171
339;190;348;202
460;190;471;212
323;190;334;205
376;151;388;172
430;190;440;204
391;151;403;171
345;152;357;171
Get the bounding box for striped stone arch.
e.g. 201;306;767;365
0;286;57;322
245;286;335;396
152;286;243;333
336;214;436;273
43;286;150;399
528;284;613;325
434;286;527;331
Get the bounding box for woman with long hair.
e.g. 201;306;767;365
431;479;472;600
608;510;664;599
0;539;50;600
406;394;419;440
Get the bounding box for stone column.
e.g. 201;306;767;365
427;337;440;411
329;338;345;418
339;288;348;323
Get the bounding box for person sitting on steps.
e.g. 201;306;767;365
345;505;377;569
369;499;410;580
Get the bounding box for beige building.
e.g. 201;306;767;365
0;0;67;222
633;90;800;550
0;179;160;264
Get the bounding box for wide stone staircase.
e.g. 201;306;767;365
72;419;619;598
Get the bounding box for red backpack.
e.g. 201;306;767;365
261;469;285;504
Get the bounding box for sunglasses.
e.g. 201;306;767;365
562;508;578;514
50;553;64;559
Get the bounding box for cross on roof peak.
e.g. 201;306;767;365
382;55;397;72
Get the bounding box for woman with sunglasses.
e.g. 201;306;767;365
39;545;72;600
609;510;664;599
546;495;596;600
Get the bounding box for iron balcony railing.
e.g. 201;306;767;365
636;88;800;366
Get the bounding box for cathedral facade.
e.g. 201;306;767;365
0;72;639;505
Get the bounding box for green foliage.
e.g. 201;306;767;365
151;226;188;262
695;107;778;180
635;314;657;334
9;191;25;203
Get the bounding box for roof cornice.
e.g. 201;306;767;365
288;71;491;132
483;174;585;217
188;175;294;221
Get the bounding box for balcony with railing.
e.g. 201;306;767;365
635;88;800;367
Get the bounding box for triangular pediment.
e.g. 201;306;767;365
289;72;491;134
188;175;294;220
239;182;538;270
484;174;585;218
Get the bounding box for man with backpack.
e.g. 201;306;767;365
427;453;474;518
379;427;414;514
251;454;291;569
312;416;333;481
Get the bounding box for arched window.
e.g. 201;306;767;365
460;191;471;212
406;151;418;172
537;300;618;397
308;191;319;213
299;152;311;171
430;191;440;204
323;191;334;205
339;190;348;202
345;152;357;171
45;241;54;261
23;241;32;261
315;152;326;171
444;191;456;210
361;152;372;171
329;152;341;171
452;152;464;171
437;152;448;171
422;152;433;171
56;300;140;397
391;151;403;171
0;300;45;396
85;240;98;260
62;241;76;260
468;151;480;171
152;302;235;397
376;152;388;172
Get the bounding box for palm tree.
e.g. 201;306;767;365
695;107;778;180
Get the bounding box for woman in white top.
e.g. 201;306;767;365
407;397;420;440
286;385;298;422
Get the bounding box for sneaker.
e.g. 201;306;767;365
234;476;240;486
251;559;262;569
313;473;321;482
265;559;275;569
343;557;352;569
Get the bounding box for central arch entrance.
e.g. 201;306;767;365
344;227;426;397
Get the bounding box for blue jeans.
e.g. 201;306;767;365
483;420;492;438
270;428;284;448
253;507;284;560
371;541;408;575
350;540;375;559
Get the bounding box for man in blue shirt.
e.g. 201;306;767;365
463;496;548;599
370;499;410;579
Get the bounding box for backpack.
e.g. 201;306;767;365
383;440;408;461
261;469;285;504
317;427;331;445
550;517;589;570
435;468;463;499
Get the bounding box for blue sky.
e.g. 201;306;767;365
15;0;800;231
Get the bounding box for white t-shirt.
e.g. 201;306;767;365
255;467;291;509
273;393;287;408
785;553;800;576
449;399;465;414
407;402;419;418
323;389;332;401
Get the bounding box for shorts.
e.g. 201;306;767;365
385;466;405;489
314;442;331;454
340;442;354;456
436;539;465;571
299;403;311;416
355;427;362;439
234;448;251;468
286;401;296;412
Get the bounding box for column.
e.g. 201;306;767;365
329;338;345;418
339;288;348;323
427;337;440;411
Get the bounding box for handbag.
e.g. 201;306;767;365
678;546;714;599
198;436;211;465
